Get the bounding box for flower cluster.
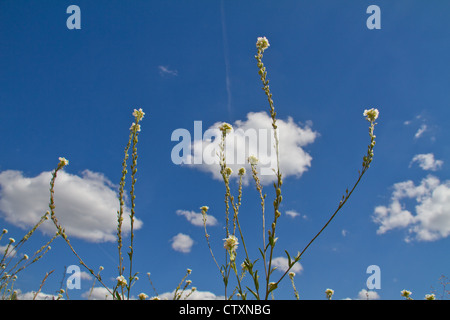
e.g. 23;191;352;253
132;108;145;122
219;122;233;134
223;235;239;252
325;288;334;300
58;157;69;168
363;108;379;122
401;289;412;300
256;36;270;51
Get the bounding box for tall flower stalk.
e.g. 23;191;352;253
115;108;145;300
204;36;380;300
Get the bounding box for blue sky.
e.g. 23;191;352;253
1;0;449;300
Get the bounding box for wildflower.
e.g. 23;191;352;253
191;287;197;292
256;37;270;51
23;254;29;260
8;238;15;243
132;108;145;121
138;293;149;300
130;122;141;132
99;266;104;271
116;275;127;287
248;155;259;165
58;157;69;167
425;293;435;300
187;268;192;275
223;235;239;252
238;167;246;176
186;280;192;285
225;167;233;176
401;289;412;299
363;108;379;122
219;122;233;134
200;206;209;212
289;272;296;279
325;288;334;300
2;229;7;234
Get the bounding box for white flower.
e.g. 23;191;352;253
23;254;29;260
401;289;412;299
363;108;379;122
58;157;69;167
325;288;334;300
2;229;7;234
132;108;145;121
8;238;15;243
138;293;149;300
248;155;259;165
223;235;239;252
116;275;128;287
129;122;141;132
187;268;192;274
200;206;209;212
425;293;435;300
256;37;270;51
219;122;233;134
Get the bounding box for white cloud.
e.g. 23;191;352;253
270;256;303;274
0;169;142;243
186;112;317;185
16;290;59;300
158;65;178;76
373;175;450;241
356;289;380;300
410;153;443;171
81;287;113;300
171;233;194;253
176;209;218;226
158;289;224;300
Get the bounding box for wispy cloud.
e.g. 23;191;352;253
414;124;427;139
220;0;232;117
158;65;178;77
